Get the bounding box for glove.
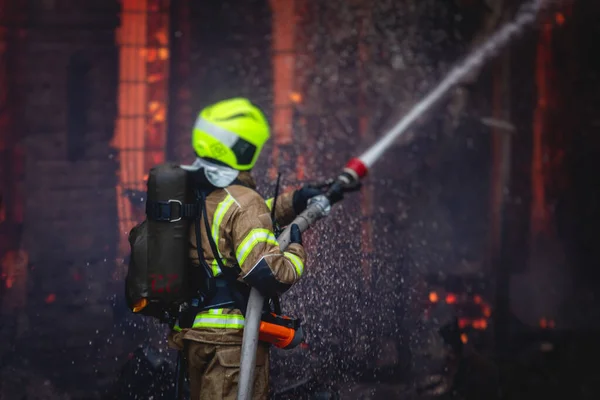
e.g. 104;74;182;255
292;185;324;215
326;178;362;205
289;224;302;245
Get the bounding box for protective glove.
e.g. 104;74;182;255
326;177;362;205
292;185;324;215
289;224;302;246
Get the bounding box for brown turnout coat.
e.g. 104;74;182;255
169;172;306;399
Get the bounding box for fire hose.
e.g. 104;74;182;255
235;2;550;395
237;158;368;400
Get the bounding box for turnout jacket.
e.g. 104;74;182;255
171;171;306;345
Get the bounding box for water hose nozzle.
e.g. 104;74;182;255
324;158;368;204
343;157;368;181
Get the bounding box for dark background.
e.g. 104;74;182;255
1;0;599;399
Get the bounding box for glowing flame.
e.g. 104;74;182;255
155;30;168;45
555;13;565;26
445;293;457;304
158;48;169;60
540;317;555;329
1;250;28;290
472;319;488;330
147;73;164;83
483;305;492;318
460;333;468;344
429;291;439;303
114;0;170;256
290;92;303;103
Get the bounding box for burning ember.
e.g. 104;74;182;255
539;317;556;329
426;288;493;346
429;291;439;303
45;293;56;304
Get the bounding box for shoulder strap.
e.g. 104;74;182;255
197;189;227;274
197;188;250;315
270;172;282;237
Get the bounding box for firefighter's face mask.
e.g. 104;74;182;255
180;157;239;188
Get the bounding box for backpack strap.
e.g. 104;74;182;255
189;180;278;318
145;199;198;222
198;189;250;316
177;189;216;329
228;178;283;316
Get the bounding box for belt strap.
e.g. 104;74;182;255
202;278;250;311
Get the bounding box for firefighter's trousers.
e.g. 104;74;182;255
185;340;270;400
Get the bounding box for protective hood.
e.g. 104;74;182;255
180;157;239;188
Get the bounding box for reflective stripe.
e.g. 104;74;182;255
284;251;304;278
194;117;239;148
211;259;221;277
172;308;240;331
236;229;278;267
210;195;235;276
265;198;274;210
192;311;245;329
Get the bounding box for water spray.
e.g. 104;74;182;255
238;1;547;398
358;0;546;169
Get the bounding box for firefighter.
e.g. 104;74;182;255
169;98;320;399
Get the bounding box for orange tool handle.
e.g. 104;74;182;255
258;321;296;349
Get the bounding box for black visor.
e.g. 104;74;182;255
231;138;257;166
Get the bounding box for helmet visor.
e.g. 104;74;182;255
180;157;239;188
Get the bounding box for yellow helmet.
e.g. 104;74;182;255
191;98;270;171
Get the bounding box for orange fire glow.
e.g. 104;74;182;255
1;250;28;289
555;13;565;26
483;305;492;318
270;0;295;149
472;319;488;330
445;293;457;304
460;333;468;344
540;317;556;329
427;290;493;329
289;92;303;104
112;0;169;256
531;21;553;235
296;154;306;181
45;293;56;304
429;291;439;303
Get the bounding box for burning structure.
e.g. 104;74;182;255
0;0;600;399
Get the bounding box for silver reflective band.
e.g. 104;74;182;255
194;117;240;148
